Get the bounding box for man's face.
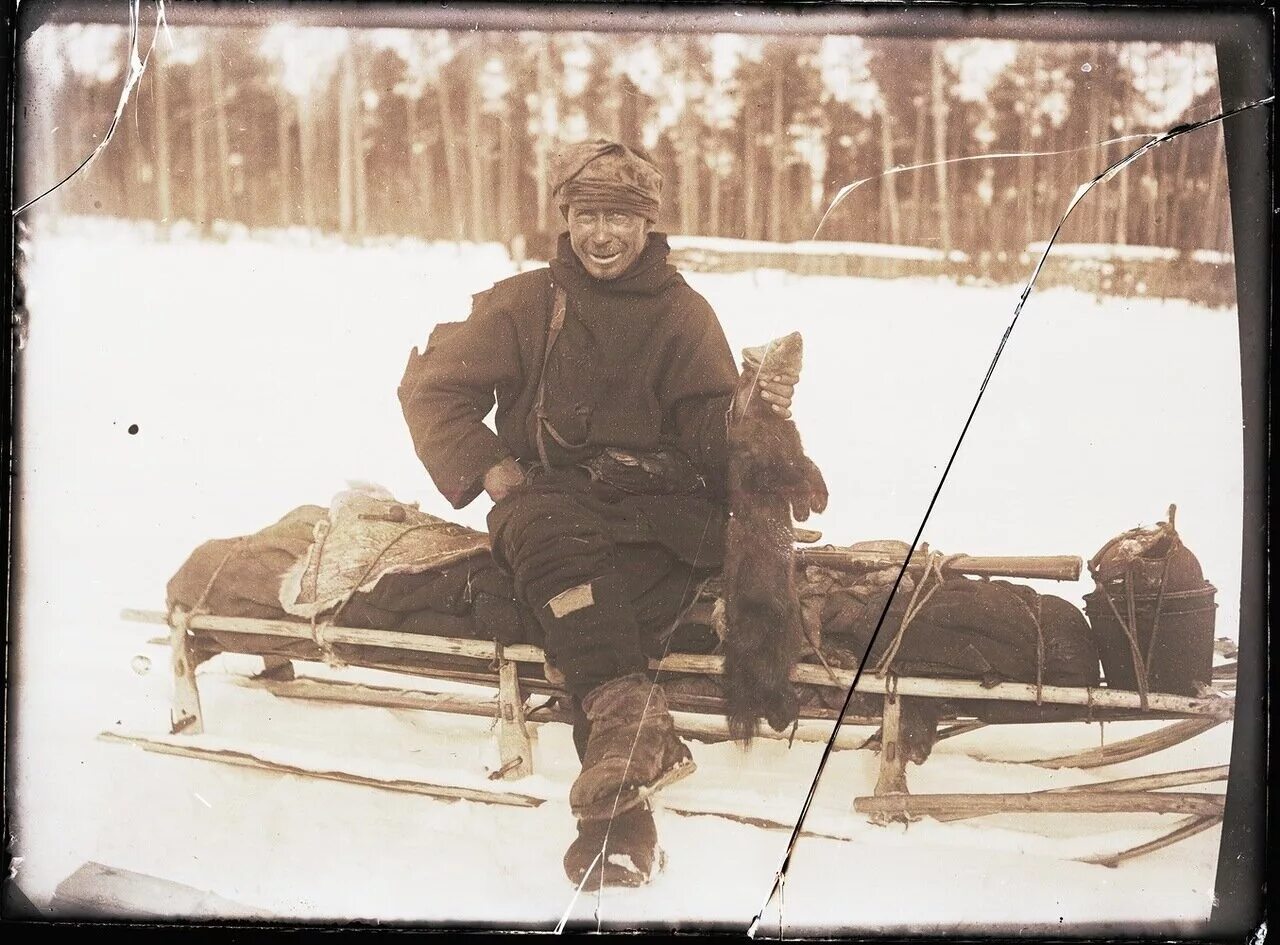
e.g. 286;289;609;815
567;206;650;280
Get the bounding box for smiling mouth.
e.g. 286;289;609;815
588;250;622;266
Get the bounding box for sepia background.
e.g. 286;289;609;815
20;21;1236;296
9;1;1256;934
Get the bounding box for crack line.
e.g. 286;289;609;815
747;92;1273;938
13;0;168;218
816;129;1209;239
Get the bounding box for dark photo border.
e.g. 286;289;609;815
5;1;1271;938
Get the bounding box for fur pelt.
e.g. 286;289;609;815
722;332;828;743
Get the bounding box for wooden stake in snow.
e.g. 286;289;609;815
872;689;909;801
167;608;204;735
495;651;535;780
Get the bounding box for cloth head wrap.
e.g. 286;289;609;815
551;140;663;222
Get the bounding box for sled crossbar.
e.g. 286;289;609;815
121;609;1232;719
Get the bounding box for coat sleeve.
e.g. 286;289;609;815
397;289;522;508
657;292;739;487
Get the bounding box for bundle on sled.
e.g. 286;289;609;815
165;486;532;671
1082;505;1216;698
162;487;1227;721
748;539;1105;764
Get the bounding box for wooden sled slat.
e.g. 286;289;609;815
853;790;1225;820
98;730;544;808
1077;814;1225;868
934;765;1229;823
1027;717;1224;769
121;610;1235;719
96;730;858;841
1046;764;1229;795
231;674;881;749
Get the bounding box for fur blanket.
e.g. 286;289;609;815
279;485;489;619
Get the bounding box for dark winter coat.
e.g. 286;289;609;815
398;232;740;565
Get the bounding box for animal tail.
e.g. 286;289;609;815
723;567;802;744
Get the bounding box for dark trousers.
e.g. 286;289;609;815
487;473;705;702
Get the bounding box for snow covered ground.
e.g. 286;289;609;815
11;217;1243;931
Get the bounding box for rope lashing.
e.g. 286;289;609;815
310;519;456;667
1008;591;1048;706
873;551;952;677
1143;538;1179;670
309;614;345;668
174;537;246;624
1097;576;1151;710
168;539;248;669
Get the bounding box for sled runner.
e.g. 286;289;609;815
114;603;1234;867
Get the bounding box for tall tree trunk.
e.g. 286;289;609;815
191;83;208;229
1145;166;1159;248
421;138;438;237
607;69;624;140
275;85;290;228
618;74;640;146
909;98;926;243
930;43;952;256
1114;161;1130;246
338;47;356;237
679;102;699;235
1086;43;1106;240
296;96;317;230
437;80;466;240
1202;130;1225;251
1023;49;1041;248
499;111;517;241
1113;114;1130;247
878;105;901;243
1018;116;1035;250
743;104;758;239
352;49;369;238
1112;73;1130;246
769;70;784;242
709;164;721;235
533;40;553;233
126;90;147;219
33;73;62;217
466;75;485;241
1167;136;1190;250
208;48;234;220
152;55;172;225
406;95;425;232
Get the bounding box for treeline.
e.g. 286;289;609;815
22;26;1233;253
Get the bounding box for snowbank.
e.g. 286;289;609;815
10;222;1244;930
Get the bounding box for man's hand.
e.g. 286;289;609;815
483;457;526;503
758;373;798;418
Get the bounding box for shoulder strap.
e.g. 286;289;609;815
533;286;568;469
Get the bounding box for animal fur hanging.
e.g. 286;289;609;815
722;332;828;743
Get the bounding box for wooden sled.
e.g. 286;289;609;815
116;607;1235;866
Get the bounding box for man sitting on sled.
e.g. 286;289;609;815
399;139;797;888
